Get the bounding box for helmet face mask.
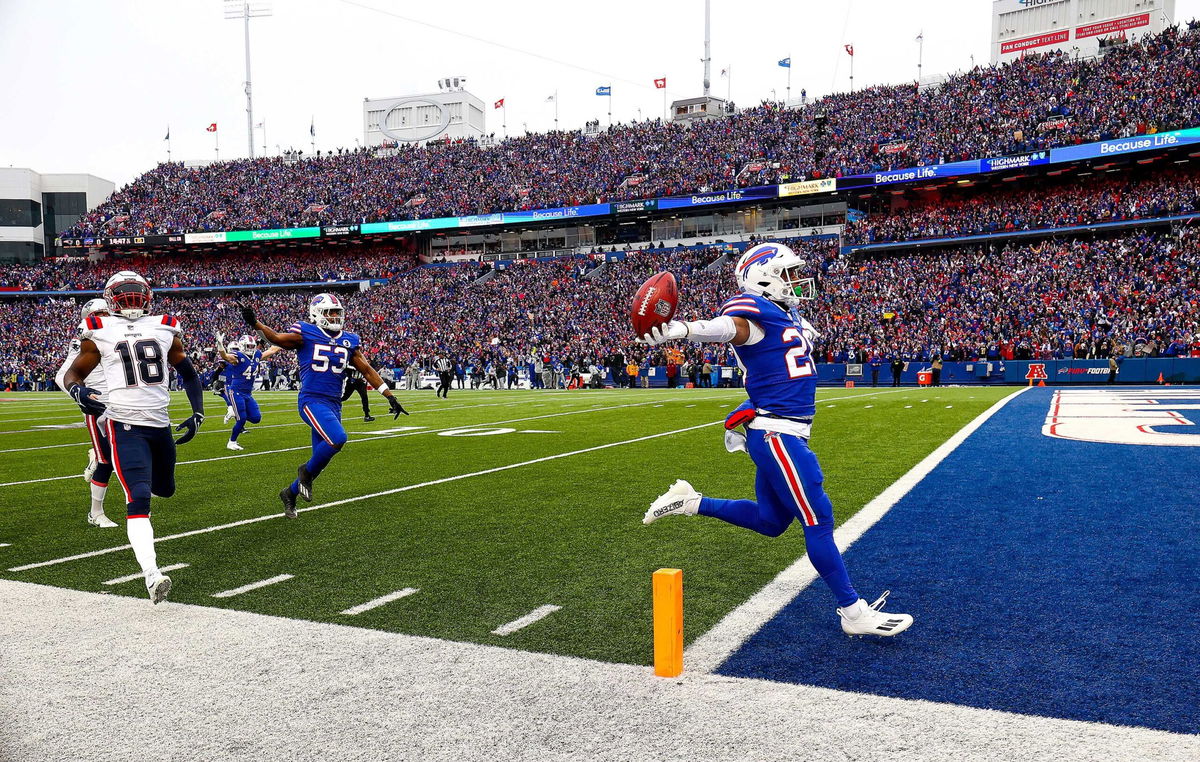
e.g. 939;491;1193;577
240;335;258;355
309;293;345;332
103;271;152;320
736;244;816;307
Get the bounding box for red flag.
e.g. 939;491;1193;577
494;98;504;109
654;77;666;89
844;44;854;57
206;123;217;132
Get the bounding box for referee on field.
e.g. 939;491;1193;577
341;364;375;422
434;355;452;398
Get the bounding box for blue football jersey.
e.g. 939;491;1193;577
722;293;818;419
228;350;260;394
289;320;361;401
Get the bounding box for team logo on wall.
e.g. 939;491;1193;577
1025;364;1048;381
378;97;452;143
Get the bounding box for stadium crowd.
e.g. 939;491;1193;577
4;230;1198;391
63;25;1200;237
845;168;1200;244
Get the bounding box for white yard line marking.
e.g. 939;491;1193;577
683;387;1030;674
339;588;419;616
103;563;189;586
0;395;735;486
0;543;10;548
211;574;294;598
8;420;725;572
491;605;561;636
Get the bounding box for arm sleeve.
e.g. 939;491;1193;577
174;358;205;416
680;316;738;344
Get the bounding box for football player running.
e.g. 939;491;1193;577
639;243;913;637
55;298;119;528
61;271;206;604
237;293;407;518
213;331;281;450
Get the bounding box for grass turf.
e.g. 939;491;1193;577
0;385;1012;665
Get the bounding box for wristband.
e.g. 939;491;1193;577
376;382;391;395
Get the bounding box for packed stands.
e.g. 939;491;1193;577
64;26;1200;237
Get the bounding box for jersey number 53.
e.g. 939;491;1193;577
311;344;350;374
781;328;816;379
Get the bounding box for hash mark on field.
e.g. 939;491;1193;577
339;588;419;616
103;563;189;586
491;604;562;636
211;574;293;598
0;543;10;548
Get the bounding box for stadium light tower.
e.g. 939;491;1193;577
224;1;272;160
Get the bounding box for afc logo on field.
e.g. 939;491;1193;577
1025;363;1048;381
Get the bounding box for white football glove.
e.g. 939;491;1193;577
214;330;226;347
640;321;688;345
724;429;748;454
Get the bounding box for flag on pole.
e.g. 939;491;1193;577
206;123;217;132
916;31;924;42
595;86;611;96
777;57;791;68
494;98;505;109
164;127;170;141
545;94;556;102
844;44;854;56
720;68;728;77
310;119;315;137
255;121;264;128
654;77;666;89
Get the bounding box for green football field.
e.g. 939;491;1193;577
0;386;1010;665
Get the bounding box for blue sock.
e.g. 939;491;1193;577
802;519;858;607
304;440;340;479
230;420;246;442
699;497;791;538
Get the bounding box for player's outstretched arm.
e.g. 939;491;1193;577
350;350;408;419
168;337;205;445
642;316;759;347
62;339;106;416
237;302;303;349
261;345;283;360
213;331;239;363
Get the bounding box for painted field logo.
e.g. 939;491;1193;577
1025;363;1048;381
1044;389;1200;446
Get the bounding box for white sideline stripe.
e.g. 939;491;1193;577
0;395;735;486
491;604;561;636
683;387;1031;674
339;588;419;616
0;543;10;547
103;563;189;586
211;574;294;598
7;420;724;572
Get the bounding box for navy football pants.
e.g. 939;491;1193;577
106;420;176;518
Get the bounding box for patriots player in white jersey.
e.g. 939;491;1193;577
640;243;913;637
55;298;119;528
61;271;206;604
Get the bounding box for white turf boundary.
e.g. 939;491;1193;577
1;580;1193;762
685;386;1032;673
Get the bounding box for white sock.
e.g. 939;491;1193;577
841;599;867;619
89;483;107;517
126;517;159;583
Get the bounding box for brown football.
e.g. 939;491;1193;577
631;271;678;337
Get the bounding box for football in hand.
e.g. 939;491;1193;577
631;271;678;337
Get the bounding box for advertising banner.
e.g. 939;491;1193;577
1000;29;1069;55
1075;13;1150;39
982;151;1050;172
184;232;227;244
502;203;610;224
321;224;359;236
458;213;505;227
1049;127;1200;164
612;199;658;214
838;159;982;189
778;178;837;198
657;185;778;210
222;227;321;243
360;217;462;234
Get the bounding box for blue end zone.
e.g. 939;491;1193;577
717;388;1200;734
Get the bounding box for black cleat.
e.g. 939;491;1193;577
296;465;314;502
364;414;376;422
280;487;298;519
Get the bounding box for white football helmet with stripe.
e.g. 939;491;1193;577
309;293;345;332
735;243;816;306
80;298;110;321
103;270;152;320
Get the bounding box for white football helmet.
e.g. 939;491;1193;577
228;340;242;355
734;243;816;306
103;271;152;320
240;335;258;355
80;298;110;321
309;293;345;332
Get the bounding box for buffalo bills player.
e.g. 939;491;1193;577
213;331;281;450
238;293;406;518
55;298;119;528
640;243;912;637
61;271;206;604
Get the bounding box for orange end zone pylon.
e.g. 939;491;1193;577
653;568;683;677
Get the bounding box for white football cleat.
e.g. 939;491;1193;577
226;441;244;451
838;591;913;637
643;480;701;525
223;406;235;424
147;574;172;605
82;448;98;483
87;512;118;528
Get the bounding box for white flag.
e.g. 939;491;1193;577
545;94;556;102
